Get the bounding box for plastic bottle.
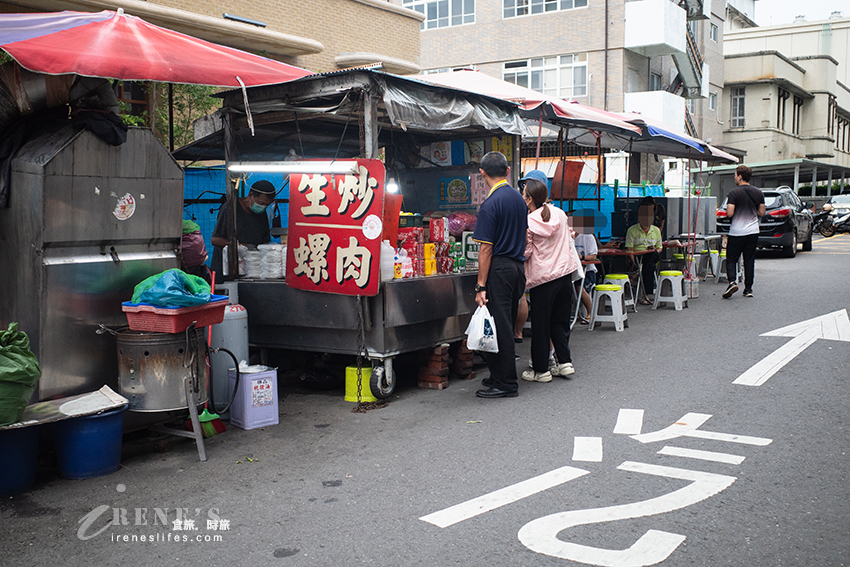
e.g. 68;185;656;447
381;240;395;281
400;249;414;278
394;249;402;279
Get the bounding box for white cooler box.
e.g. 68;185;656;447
227;368;279;430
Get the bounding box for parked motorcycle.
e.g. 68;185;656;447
819;210;850;237
812;210;834;236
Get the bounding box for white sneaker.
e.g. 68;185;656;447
530;356;557;369
522;369;552;383
550;362;575;377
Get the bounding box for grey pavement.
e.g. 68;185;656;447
2;234;849;567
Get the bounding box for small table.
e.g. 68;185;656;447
672;233;723;253
597;248;658;304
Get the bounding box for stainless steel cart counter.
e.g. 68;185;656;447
237;273;477;396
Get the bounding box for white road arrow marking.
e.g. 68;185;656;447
734;309;850;387
420;466;589;528
517;462;736;567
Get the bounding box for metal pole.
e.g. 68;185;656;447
793;164;800;192
811;166;817;196
559;128;565;210
512;135;522;188
168;83;174;152
224;112;239;278
535;108;543;170
827;168;833;197
362;93;378;159
625;140;633;222
596;134;602;206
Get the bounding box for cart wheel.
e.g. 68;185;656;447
370;363;395;399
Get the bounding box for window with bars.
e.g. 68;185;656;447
792;96;803;136
731;87;745;128
405;0;474;29
503;54;587;98
503;0;587;19
777;87;790;131
117;81;151;126
650;73;662;91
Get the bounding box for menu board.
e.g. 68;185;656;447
287;159;385;296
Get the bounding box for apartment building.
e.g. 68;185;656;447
723;14;850;166
706;13;850;197
408;0;724;183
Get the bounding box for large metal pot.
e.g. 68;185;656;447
116;327;208;412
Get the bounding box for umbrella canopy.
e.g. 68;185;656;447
570;107;738;164
621;112;705;152
417;70;642;137
0;10;313;87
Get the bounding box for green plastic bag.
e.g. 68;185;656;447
182;219;201;235
0;322;42;426
131;268;212;307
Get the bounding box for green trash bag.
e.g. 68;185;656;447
131;268;212;307
0;322;42;426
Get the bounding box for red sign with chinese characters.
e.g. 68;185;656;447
286;159;385;296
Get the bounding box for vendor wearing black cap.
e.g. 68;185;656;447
210;180;276;274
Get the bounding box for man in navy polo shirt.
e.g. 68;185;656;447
472;151;528;398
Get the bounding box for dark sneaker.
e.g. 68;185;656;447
743;290;753;298
722;283;738;299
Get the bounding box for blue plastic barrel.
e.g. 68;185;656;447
52;405;126;479
0;426;39;496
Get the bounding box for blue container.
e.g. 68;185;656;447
52;405;126;480
0;426;39;496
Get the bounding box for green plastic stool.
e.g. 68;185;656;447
590;284;629;332
603;274;636;312
653;271;688;311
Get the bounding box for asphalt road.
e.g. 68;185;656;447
2;235;849;567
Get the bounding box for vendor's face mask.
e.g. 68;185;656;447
250;194;272;214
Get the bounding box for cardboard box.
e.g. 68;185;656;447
462;231;480;262
429;218;449;243
425;259;437;276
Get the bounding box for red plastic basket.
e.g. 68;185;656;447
121;296;228;333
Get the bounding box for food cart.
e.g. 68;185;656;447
174;69;530;397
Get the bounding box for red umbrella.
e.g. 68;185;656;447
0;10;313;87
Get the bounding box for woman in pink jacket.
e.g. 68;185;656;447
521;173;581;383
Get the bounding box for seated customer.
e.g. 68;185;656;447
625;203;662;305
571;211;598;324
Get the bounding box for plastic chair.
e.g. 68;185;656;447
715;252;743;284
704;250;719;281
653;270;688;311
589;284;629;332
603;274;636;312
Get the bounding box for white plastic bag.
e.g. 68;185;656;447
465;305;498;353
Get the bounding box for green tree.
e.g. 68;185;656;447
116;82;219;149
150;83;219;149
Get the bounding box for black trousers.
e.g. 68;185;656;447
529;274;574;373
482;256;526;392
726;234;758;291
641;250;660;295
